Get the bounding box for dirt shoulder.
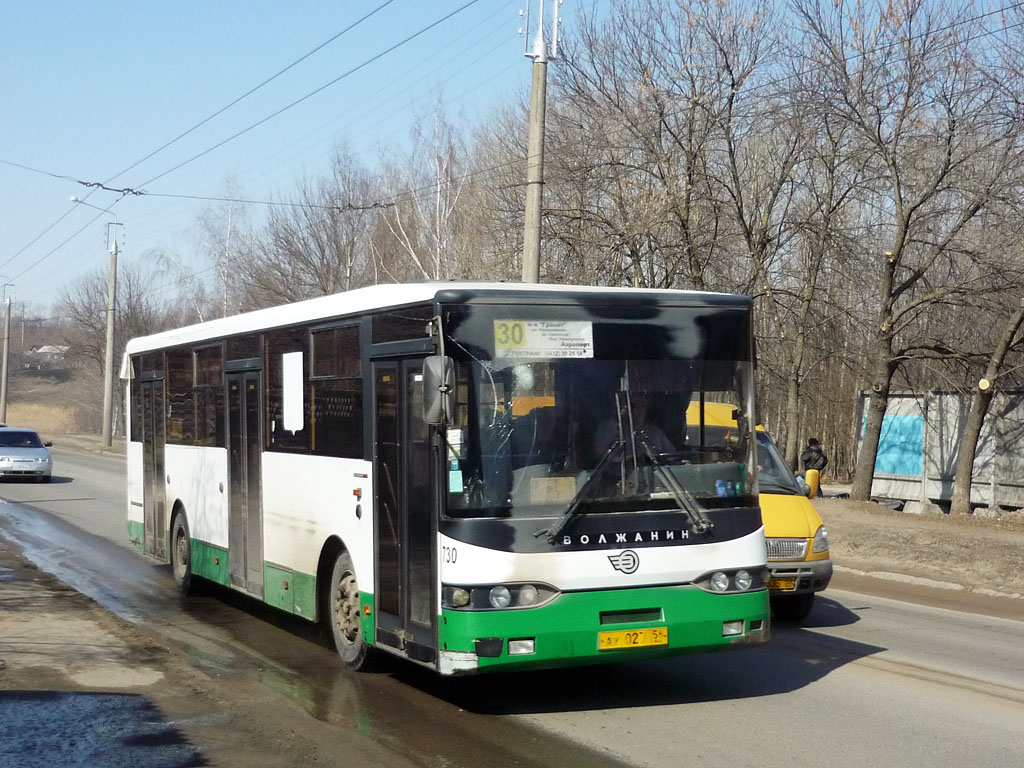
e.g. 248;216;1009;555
815;497;1024;620
0;535;417;768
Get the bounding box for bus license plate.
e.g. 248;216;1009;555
598;627;668;650
768;577;796;590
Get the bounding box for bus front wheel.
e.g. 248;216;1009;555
328;551;373;670
170;512;193;596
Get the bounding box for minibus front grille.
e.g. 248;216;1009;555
765;538;807;561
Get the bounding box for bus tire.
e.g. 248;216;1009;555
327;551;373;670
770;592;814;622
170;511;194;596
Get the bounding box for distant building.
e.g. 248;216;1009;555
28;345;70;364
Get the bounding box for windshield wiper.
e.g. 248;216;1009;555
536;433;715;544
758;480;798;495
635;433;713;534
537;440;626;544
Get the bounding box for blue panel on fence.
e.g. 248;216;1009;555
874;414;923;475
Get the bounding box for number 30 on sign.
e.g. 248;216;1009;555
494;320;526;349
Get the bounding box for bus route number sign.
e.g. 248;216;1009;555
493;320;594;359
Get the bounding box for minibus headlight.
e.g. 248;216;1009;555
813;525;829;553
489;585;512;609
450;587;470;607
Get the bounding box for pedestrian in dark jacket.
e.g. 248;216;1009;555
800;438;827;496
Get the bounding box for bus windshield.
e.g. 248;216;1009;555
441;302;757;520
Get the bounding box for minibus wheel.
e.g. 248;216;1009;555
770;593;814;621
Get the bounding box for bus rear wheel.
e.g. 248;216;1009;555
327;551;373;670
171;512;193;596
770;592;814;622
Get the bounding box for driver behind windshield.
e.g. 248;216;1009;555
592;390;677;457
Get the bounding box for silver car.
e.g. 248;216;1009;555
0;428;53;482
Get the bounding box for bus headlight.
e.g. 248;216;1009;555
489;585;512;608
734;570;753;591
813;525;829;553
695;568;765;594
517;584;539;606
442;582;559;610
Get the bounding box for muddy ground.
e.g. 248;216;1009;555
0;536;421;768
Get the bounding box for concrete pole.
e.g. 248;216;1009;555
0;297;10;425
101;226;119;447
520;0;560;284
521;56;547;284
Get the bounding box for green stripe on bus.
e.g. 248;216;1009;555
264;565;317;619
361;591;375;646
192;541;229;586
126;520;144;552
440;585;768;670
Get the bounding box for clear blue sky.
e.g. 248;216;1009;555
0;1;590;316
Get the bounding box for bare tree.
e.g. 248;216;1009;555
795;0;1024;499
234;145;378;309
374;106;470;281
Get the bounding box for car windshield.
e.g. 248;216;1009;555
440;301;757;520
0;431;43;448
755;431;803;494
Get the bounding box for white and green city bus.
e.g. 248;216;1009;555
125;282;769;674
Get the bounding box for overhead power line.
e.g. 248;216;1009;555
135;0;485;190
103;0;398;188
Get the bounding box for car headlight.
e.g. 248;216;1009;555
813;525;829;553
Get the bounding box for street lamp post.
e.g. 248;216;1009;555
70;196;122;447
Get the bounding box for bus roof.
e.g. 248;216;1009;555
124;281;751;355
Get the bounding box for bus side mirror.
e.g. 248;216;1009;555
423;356;454;425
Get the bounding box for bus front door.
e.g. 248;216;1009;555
227;371;264;597
373;359;436;665
141;379;166;560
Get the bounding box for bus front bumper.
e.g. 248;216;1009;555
437;583;769;675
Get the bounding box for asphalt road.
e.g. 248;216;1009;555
2;446;1023;768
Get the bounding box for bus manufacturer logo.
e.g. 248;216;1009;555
608;550;639;574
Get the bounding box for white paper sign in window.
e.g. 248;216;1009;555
282;351;304;433
493;320;594;358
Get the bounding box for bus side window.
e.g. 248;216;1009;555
266;327;311;453
310;325;363;459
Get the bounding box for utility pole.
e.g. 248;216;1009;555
102;221;122;447
0;287;11;424
520;0;561;283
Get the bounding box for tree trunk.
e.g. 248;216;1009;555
950;298;1024;515
851;344;894;501
949;387;994;515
